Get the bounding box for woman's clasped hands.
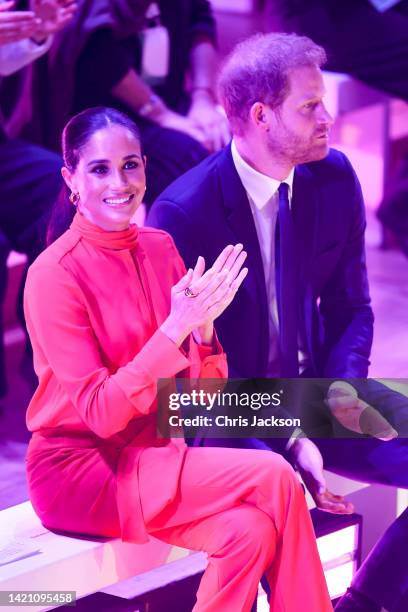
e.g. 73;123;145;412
161;244;248;346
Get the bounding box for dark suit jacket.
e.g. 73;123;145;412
148;145;374;380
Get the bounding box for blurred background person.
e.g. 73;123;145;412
0;0;76;397
269;0;408;259
270;0;408;100
1;0;230;210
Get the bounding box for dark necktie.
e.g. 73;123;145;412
275;182;299;376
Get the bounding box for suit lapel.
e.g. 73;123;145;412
217;146;270;371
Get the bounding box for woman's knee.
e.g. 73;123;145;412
255;451;305;504
256;450;299;483
214;506;276;564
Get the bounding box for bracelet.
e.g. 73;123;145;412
138;94;165;119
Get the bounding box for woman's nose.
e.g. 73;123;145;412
110;170;129;188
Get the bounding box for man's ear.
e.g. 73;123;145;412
249;102;270;130
61;166;75;192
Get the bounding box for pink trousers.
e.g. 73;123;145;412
139;447;332;612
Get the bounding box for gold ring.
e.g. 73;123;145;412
184;286;199;298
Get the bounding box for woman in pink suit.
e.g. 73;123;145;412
24;106;332;612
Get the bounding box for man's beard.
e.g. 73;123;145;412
266;128;329;166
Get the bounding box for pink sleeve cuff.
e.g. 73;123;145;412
137;329;191;378
195;332;224;359
193;332;228;379
114;329;191;399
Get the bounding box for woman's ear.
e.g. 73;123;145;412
61;166;75;192
143;155;147;168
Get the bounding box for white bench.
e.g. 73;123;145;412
1;477;402;611
0;501;206;612
0;480;358;612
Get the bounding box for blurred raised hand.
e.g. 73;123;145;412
29;0;76;42
0;1;40;44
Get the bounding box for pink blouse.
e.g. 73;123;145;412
25;212;227;439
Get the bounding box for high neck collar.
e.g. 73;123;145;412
70;212;139;250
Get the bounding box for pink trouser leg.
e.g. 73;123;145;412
155;505;276;611
141;447;332;612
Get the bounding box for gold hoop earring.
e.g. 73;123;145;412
69;192;80;206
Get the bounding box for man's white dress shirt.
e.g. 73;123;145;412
231;139;294;376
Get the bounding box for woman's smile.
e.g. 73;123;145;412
103;194;135;208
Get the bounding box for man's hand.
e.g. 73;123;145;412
29;0;76;43
0;2;41;44
326;381;398;441
289;437;354;514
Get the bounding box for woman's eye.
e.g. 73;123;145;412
304;102;318;110
124;160;138;170
91;165;108;175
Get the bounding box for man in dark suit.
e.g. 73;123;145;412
148;32;408;607
149;32;375;380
